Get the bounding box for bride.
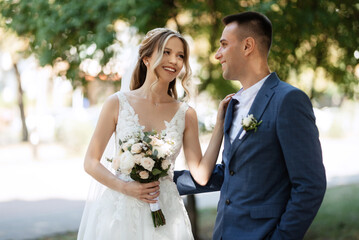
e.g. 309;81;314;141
78;28;232;239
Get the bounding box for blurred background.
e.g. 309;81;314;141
0;0;358;239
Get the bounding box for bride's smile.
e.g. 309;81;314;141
148;37;185;83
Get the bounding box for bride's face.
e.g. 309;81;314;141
149;37;185;83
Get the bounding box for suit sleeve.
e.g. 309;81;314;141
174;163;225;195
271;89;326;239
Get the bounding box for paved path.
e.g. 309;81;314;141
0;199;84;240
1;137;359;240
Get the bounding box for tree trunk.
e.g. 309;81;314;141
187;195;199;239
14;63;28;142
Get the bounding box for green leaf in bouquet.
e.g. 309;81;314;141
119;139;123;146
153;149;158;157
130;173;139;181
164;165;171;172
144;135;152;143
152;168;162;175
130;170;141;182
159;171;168;178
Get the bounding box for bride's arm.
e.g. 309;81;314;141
83;94;160;203
183;94;233;186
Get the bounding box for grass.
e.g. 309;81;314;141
36;184;359;240
198;184;359;240
197;207;218;240
36;232;77;240
304;184;359;240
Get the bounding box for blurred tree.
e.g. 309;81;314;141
175;0;359;101
260;0;359;101
0;0;128;93
1;0;358;101
0;28;29;141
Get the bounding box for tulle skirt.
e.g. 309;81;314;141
77;179;194;240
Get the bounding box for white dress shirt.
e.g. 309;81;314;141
229;75;270;143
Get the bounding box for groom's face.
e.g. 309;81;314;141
215;22;245;81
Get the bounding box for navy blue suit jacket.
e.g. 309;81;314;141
174;72;326;240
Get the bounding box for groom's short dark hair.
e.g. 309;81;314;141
223;11;272;55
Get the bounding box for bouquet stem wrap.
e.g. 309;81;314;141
149;192;166;227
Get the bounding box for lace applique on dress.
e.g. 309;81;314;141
116;92;189;180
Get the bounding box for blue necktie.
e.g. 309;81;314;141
229;98;239;132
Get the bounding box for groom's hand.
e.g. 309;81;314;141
123;181;160;203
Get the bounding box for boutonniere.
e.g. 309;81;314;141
241;114;262;132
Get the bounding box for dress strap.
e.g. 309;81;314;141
166;101;189;131
181;102;189;112
115;91;131;129
116;91;134;115
116;91;125;107
179;102;189;118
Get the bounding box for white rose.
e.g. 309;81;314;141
161;159;170;170
140;157;155;171
133;154;142;164
150;136;164;146
112;155;122;171
154;143;171;159
119;151;135;174
139;171;149;179
242;115;253;127
131;143;143;154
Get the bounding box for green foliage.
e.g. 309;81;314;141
184;0;359;100
258;0;359;100
1;0;358;100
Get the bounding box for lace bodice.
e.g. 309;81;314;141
115;92;189;180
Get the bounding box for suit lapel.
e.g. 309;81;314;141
228;73;279;160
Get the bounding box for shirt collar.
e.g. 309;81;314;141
232;74;270;102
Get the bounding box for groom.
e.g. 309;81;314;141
175;11;326;239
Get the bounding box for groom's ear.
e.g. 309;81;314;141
243;37;255;56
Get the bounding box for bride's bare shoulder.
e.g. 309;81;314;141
104;93;120;107
185;106;198;124
98;93;120;118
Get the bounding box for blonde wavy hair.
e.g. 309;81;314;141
130;28;192;99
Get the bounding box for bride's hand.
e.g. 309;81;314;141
217;93;235;123
123;181;160;203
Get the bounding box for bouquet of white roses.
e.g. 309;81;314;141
107;131;173;227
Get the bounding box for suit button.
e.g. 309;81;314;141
225;199;231;205
230;170;234;176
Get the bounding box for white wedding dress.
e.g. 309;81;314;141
78;92;194;240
